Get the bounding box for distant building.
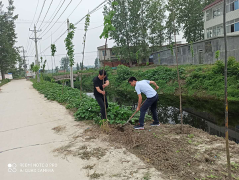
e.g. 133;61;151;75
97;45;118;67
151;34;239;65
203;0;239;39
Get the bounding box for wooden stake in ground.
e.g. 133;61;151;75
99;1;118;130
103;39;108;121
172;9;183;131
80;13;90;99
223;0;232;179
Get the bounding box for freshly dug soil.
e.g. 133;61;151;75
85;123;239;180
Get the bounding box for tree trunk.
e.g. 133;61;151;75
1;70;5;80
223;0;232;179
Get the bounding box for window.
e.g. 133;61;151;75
213;26;217;37
230;2;235;11
207;28;213;38
226;0;238;12
102;51;107;56
206;9;212;21
205;41;212;53
235;22;239;31
111;50;115;56
217;24;224;36
213;5;223;18
235;0;239;10
231;24;235;32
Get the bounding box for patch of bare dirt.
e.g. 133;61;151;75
52;125;66;133
85;123;239;180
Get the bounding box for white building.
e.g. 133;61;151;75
203;0;239;39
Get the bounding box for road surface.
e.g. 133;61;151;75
0;80;163;180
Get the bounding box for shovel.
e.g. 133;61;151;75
119;87;158;129
120;99;147;128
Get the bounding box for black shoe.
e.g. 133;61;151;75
134;125;144;130
150;123;160;126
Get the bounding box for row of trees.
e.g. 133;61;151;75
59;57;99;72
104;0;214;65
0;0;21;79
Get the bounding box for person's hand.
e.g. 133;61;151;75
102;84;106;89
156;85;159;90
101;91;106;95
136;107;140;112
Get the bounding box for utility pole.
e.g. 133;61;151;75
67;19;74;88
29;25;42;82
20;46;27;78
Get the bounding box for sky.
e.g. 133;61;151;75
1;0;115;70
1;0;186;70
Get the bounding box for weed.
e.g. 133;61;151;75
89;172;103;179
231;162;239;170
143;172;151;180
188;134;194;138
83;164;95;170
52;126;66;133
207;174;218;178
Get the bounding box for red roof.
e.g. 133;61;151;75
203;0;223;11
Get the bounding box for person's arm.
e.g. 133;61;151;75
96;87;105;95
150;81;159;90
136;94;142;112
102;80;109;89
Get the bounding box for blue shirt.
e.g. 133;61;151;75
135;80;157;98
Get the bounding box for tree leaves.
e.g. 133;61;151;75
0;1;19;79
64;23;76;67
51;44;57;57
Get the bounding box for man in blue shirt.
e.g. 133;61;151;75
128;77;160;130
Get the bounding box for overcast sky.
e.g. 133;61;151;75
1;0;115;70
1;0;186;70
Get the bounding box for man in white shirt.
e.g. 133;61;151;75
128;77;160;130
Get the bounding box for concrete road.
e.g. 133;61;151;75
0;80;89;180
0;80;163;180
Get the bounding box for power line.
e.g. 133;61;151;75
77;25;104;31
40;0;74;38
30;0;40;29
39;0;66;36
39;0;64;31
25;0;40;56
40;0;107;54
38;0;54;29
27;51;97;57
36;0;47;26
75;1;106;26
42;0;83;42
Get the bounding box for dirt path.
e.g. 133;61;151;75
0;79;163;180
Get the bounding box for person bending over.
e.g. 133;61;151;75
128;77;160;130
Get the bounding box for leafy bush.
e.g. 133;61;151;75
116;65;133;82
32;80;151;125
0;79;11;87
212;60;224;75
186;56;239;100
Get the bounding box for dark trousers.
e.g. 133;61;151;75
95;95;108;119
139;94;159;126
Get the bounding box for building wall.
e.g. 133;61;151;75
152;35;239;65
204;1;239;39
98;49;112;62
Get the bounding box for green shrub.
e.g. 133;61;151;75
32;80;151;125
116;65;133;82
212;60;224;75
0;79;11;87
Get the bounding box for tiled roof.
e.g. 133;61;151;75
203;0;223;11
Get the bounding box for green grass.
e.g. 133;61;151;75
46;57;239;102
0;79;11;87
